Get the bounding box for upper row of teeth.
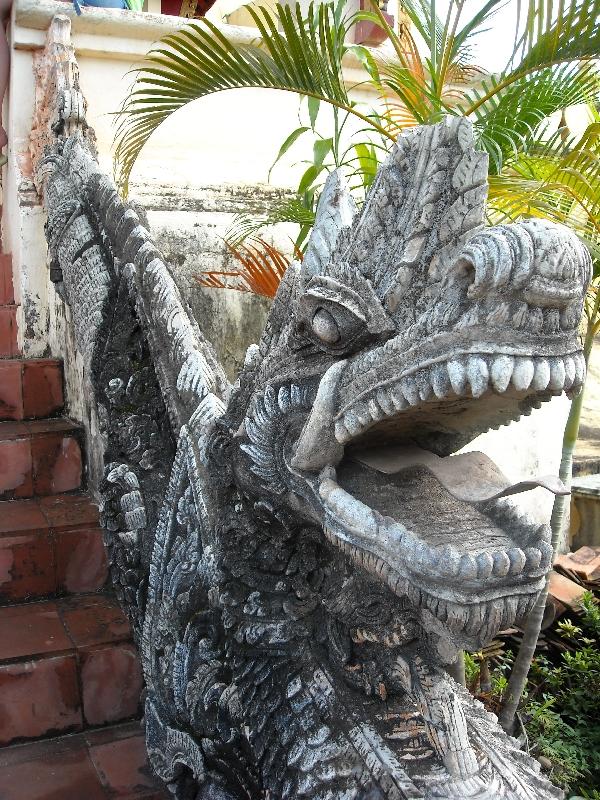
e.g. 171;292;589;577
335;352;585;444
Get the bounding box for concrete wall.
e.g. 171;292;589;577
4;0;574;528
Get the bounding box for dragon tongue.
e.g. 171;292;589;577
353;445;568;504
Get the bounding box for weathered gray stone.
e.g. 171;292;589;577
32;13;593;800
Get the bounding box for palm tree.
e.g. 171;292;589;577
115;0;600;728
115;0;599;242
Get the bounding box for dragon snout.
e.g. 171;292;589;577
455;218;591;315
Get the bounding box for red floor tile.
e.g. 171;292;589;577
88;728;164;797
58;594;131;649
39;494;100;530
0;732;105;799
0;437;33;498
0;499;48;534
22;360;63;419
0;306;18;357
31;433;82;495
0;601;72;661
0;361;23;421
56;528;108;594
0;253;14;305
0;655;82;745
81;643;143;726
0;531;55;602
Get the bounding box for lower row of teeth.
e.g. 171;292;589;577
325;529;540;636
324;523;552;583
335;352;585;443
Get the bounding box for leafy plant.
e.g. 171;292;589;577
491;594;600;794
115;0;600;264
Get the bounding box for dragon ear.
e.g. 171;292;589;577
300;170;357;283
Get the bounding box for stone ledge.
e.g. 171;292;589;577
129;180;295;214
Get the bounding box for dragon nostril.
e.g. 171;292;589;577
312;307;341;344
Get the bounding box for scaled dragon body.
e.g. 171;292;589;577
35;18;591;800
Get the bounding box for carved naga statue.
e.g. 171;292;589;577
32;15;591;800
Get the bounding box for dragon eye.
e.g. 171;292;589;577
312;308;340;344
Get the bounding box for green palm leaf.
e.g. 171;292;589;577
114;2;391;193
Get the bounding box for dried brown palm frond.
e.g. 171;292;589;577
196;238;293;299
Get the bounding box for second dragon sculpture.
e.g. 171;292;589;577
34;17;591;800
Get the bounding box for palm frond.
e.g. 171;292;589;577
196;238;291;298
225;197;316;247
114;2;394;194
465;0;600;119
488;123;600;262
465;62;600;172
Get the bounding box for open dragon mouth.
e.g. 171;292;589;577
292;342;581;649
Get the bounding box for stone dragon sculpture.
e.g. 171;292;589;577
31;14;591;800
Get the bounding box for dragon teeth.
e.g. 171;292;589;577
532;358;550;390
524;546;542;570
458;554;477;580
440;545;461;577
334;419;351;444
511;357;534;391
492;551;511;577
490;355;513;393
343;411;363;437
401;376;419;406
368;398;384;422
548;358;566;390
476;551;494;579
467;356;489;398
563;356;576;390
539;541;554;569
355;404;371;427
431;365;451;399
416;371;432;402
390;385;408;410
447;359;467;395
376;389;395;416
574;352;586;386
507;547;526;575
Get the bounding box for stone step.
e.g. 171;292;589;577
0;494;107;603
0;593;143;746
0;358;64;421
0;418;83;500
0;721;168;799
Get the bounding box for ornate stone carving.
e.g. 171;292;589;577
32;15;592;800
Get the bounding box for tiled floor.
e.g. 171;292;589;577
0;722;169;799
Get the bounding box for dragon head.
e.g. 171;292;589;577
228;117;591;656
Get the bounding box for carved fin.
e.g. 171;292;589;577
301;170;357;282
339;117;489;319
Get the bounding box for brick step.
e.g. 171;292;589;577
0;254;14;306
0;721;168;799
0;306;18;357
0;418;83;500
0;593;143;746
0;358;64;421
0;494;107;603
